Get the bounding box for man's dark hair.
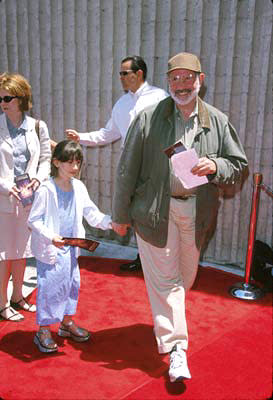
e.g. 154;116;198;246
121;55;147;81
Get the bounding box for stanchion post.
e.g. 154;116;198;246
229;173;265;300
244;173;262;285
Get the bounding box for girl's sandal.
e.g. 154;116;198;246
58;320;90;342
34;329;58;353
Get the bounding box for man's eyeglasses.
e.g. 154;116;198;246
0;96;19;103
167;73;197;84
119;70;135;77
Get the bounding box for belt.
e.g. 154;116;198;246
171;195;190;200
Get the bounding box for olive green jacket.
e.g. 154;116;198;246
112;96;248;248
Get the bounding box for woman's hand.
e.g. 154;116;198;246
27;178;40;192
9;185;21;201
52;235;65;248
10;178;39;203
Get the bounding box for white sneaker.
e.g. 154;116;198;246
169;344;191;382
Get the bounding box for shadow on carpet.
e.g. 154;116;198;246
0;257;271;400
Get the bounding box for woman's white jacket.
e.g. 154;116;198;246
0;114;51;213
28;177;112;264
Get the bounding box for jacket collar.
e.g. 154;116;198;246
162;96;210;130
41;177;78;194
0;114;12;146
0;113;35;132
197;97;210;129
0;113;9;132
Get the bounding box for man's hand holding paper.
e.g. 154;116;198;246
191;157;217;176
171;149;211;189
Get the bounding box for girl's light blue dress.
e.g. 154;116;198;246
36;183;80;326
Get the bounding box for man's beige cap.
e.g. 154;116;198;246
167;52;202;73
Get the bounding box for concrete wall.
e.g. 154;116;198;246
0;0;272;267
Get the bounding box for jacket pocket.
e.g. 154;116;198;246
206;152;218;159
131;179;159;228
31;233;57;264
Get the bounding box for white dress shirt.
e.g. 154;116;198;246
78;81;168;148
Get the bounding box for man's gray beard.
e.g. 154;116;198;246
169;81;201;106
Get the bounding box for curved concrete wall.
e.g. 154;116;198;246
0;0;272;267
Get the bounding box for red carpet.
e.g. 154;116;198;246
0;257;272;400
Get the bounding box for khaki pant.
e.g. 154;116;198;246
136;197;204;354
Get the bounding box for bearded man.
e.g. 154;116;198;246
112;52;248;382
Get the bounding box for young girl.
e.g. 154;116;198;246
28;140;112;353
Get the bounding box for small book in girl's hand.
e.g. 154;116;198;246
15;173;35;207
62;238;100;252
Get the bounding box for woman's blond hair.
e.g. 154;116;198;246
0;72;32;111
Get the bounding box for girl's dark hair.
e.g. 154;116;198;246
51;140;83;177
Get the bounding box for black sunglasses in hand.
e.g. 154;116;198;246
0;96;19;103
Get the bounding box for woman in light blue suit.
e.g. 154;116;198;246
0;73;51;321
